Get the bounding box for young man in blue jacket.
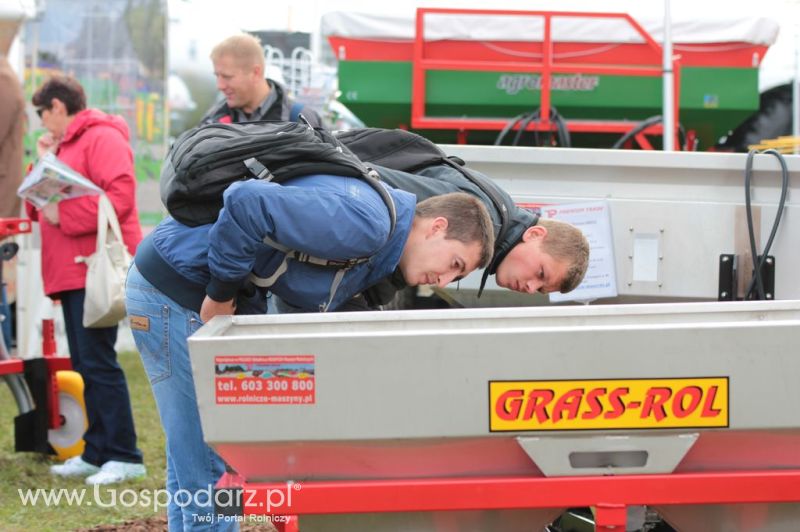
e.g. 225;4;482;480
125;174;494;531
331;129;590;309
274;163;590;314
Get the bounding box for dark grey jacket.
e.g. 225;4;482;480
375;163;538;279
199;79;323;127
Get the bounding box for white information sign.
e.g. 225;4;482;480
539;201;618;303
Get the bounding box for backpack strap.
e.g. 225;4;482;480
248;235;371;312
441;157;511;245
243;158;275;180
364;166;397;236
436;158;517;298
320;127;398;238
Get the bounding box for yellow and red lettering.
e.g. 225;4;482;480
495;389;525;421
581;387;606;420
489;378;728;431
552;388;584;423
523;389;555;423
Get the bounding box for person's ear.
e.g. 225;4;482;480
523;224;547;242
253;63;264;79
427;216;449;238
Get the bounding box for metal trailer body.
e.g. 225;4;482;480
437;147;799;307
188;147;800;530
190;301;800;531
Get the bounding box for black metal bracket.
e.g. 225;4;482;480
14;358;54;454
747;255;776;300
719;254;775;301
718;254;737;301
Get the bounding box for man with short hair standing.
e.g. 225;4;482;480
199;33;323;127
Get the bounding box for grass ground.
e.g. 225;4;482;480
0;351;168;531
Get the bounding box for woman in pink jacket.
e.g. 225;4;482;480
27;76;145;485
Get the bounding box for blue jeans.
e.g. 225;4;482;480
59;289;142;466
125;264;237;532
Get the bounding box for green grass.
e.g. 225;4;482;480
0;351;168;531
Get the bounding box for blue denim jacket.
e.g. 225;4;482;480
136;174;415;313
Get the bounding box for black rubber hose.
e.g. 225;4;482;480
512;111;537;146
744;149;789;300
612;115;687;150
494;112;530;145
551;106;572;148
497;106;572;148
611;115;664;149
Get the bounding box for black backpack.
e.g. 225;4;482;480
337;128;543;300
335;128;511;245
160;120;396;231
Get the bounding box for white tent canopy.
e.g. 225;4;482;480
321;10;779;46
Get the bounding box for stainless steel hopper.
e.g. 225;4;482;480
189;301;800;531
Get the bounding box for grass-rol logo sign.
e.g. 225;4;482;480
489;378;728;431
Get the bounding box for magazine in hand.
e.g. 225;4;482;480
17;152;103;208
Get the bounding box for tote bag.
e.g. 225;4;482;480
77;195;132;328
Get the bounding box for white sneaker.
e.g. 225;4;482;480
85;460;146;485
51;456;101;477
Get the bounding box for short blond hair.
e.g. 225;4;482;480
537;218;590;293
210;34;265;70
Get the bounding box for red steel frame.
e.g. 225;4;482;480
0;357;24;376
0;217;32;240
0;217;33;378
223;469;800;532
410;8;682;149
0;319;72;429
